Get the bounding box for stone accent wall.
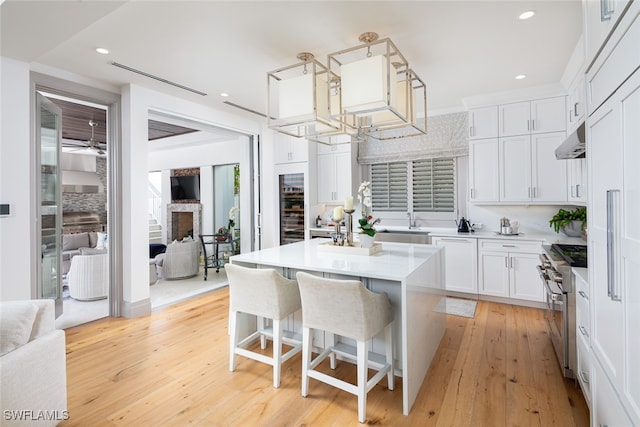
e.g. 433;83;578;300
62;156;107;225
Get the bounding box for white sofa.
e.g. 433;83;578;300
155;238;200;280
0;299;67;426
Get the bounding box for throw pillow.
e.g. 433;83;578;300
96;232;107;249
88;232;98;248
0;301;39;357
79;247;108;255
63;232;90;251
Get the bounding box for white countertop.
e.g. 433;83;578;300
572;267;588;283
310;226;586;245
231;238;442;282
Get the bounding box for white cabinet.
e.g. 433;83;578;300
477;239;544;302
469;138;500;202
497;132;568;203
584;0;632;66
567;75;586;133
587;66;640;425
274;132;309;164
316;149;352;204
592;355;633;427
567;157;587;204
574;270;592;408
498;97;566;137
468;106;498;139
431;237;478;294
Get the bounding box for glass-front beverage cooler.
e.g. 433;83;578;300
278;173;305;245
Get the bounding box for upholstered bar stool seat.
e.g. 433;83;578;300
226;263;302;388
296;272;394;424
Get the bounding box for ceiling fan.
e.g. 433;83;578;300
63;120;107;156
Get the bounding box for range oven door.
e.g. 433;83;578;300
542;276;569;369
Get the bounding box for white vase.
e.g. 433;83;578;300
561;220;583;237
359;234;375;248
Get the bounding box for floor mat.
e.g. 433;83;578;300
433;297;477;318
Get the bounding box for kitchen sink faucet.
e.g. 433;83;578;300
407;212;415;229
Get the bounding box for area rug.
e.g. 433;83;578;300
434;297;477;318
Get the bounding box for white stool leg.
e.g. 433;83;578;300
385;323;394;390
273;318;283;388
259;316;267;349
301;327;312;397
327;332;336;369
357;340;367;423
229;310;239;372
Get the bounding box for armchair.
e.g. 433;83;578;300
155;239;200;280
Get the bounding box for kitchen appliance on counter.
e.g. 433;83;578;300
456;217;472;233
537;243;587;379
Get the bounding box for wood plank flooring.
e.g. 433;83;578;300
60;288;589;426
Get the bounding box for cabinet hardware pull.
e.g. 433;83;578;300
505;257;509;268
470;188;475;199
527;119;530;131
571;184;575;198
600;0;614;21
502;244;516;247
578;290;588;300
579;370;590;384
510;257;513;268
576;184;581;198
440;238;468;242
531;119;535;130
574;102;579;117
528;187;531;198
579;325;589;337
469;126;474;137
606;189;622;302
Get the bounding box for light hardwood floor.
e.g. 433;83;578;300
61;287;589;426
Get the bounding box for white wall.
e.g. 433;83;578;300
0;57;33;300
468;204;578;235
122;83;260;316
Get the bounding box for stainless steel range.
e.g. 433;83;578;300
537;243;587;379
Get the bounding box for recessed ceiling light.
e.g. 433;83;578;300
220;92;229;98
515;74;527;80
519;10;536;20
95;47;109;55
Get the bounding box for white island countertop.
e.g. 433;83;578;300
230;238;445;416
231;238;442;282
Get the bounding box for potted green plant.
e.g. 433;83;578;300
549;207;586;236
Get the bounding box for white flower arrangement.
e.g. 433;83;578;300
227;206;239;229
357;181;372;216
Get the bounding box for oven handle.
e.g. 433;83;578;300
536;265;549;281
543;278;563;301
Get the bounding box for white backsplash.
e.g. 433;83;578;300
468;204;578;234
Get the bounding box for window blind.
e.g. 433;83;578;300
412;158;456;212
371;158;456;213
371;162;408;211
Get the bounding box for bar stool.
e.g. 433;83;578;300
226;263;302;388
296;272;394;423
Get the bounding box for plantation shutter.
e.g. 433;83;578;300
371;162;408;211
412;158;456;212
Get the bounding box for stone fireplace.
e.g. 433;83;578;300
167;203;201;242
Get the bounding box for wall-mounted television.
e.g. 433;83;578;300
171;175;200;200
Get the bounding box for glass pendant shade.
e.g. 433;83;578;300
328;37;425;137
267;57;342;138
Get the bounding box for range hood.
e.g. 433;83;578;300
555;122;585;159
61;153;104;193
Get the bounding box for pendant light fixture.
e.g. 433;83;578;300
267;32;427;144
267;52;343;140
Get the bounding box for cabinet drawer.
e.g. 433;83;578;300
577;335;592;409
478;239;542;253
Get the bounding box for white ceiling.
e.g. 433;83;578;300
1;1;583;121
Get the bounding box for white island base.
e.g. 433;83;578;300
230;239;445;415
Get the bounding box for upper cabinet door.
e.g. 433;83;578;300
468;106;499;139
531;97;566;134
499;102;530;136
469;138;500;202
499;135;532;202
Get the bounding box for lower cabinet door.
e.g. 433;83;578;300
478;251;510;297
432;237;478;294
592;355;633;427
509;252;544;302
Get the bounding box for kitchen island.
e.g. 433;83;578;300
230;238;445;415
